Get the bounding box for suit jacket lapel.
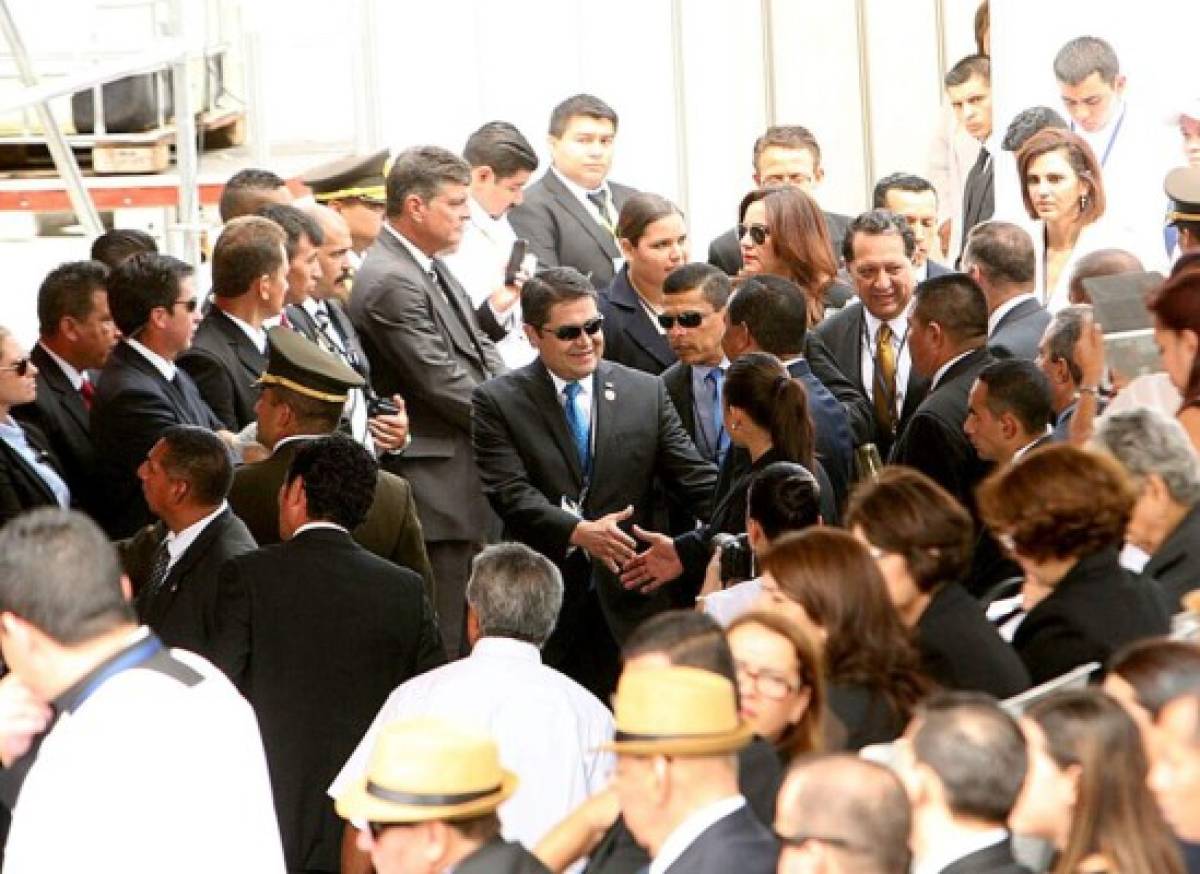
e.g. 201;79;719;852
212;310;265;382
166;509;228;586
431;259;489;365
609;272;673;368
32;346;89;432
119;343;194;423
526;362;584;486
0;440;56;504
589;362;619;490
544;172;621;259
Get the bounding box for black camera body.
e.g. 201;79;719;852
711;532;754;586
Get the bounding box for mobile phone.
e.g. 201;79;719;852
505;239;528;286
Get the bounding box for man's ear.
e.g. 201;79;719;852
119;574;134;603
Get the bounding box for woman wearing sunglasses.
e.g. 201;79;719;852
0;326;71;524
599;192;688;375
737;187;853;326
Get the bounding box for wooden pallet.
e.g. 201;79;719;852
0;109;244;175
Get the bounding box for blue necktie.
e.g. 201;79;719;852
706;368;729;463
563;381;591;473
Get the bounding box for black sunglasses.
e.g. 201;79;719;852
657;311;707;330
737;223;770;245
171;298;200;314
540;315;604;341
0;357;30;377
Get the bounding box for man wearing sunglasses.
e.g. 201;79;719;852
472;267;716;699
92;252;229;539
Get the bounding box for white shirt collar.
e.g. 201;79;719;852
987;292;1037;336
165;501;227;569
271;433;317;455
385;222;435;273
861;297;914;341
547;369;595;403
930;348;974;391
914;261;929;283
468;194;509;233
293;521;349;537
1012;426;1052;463
650;796;746;874
469;636;542;662
551;166;609;203
914;828;1009;874
124;338;176;382
220;309;268;355
36;341;84;391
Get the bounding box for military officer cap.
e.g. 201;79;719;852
258;327;364;403
1165;166;1200;227
300;149;390;205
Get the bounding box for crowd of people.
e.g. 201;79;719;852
0;6;1199;874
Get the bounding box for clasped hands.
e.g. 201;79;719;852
568;506;682;593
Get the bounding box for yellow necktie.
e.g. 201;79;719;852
874;322;897;435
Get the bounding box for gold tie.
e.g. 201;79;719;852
874;322;897;435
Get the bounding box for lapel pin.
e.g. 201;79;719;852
604;382;616;402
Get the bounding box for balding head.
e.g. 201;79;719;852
1068;248;1144;305
303;202;355;301
776;754;912;874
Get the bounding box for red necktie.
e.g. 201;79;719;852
80;377;95;411
279;310;293;330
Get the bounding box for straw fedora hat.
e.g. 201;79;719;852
601;665;754;756
336;717;518;823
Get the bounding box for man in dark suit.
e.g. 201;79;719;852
1037;306;1090;442
509;94;636;289
607;666;779;874
228;328;434;594
962;221;1050;361
776;755;913;874
259;202;324;317
471;268;716;697
91;253;227;539
811;210;930;457
348;145;505;656
899;694;1030;874
121;425;256;662
213;434;445;874
177;216;288;431
873;172;953;281
707;125;850;275
946;55;995;260
892;273;994;513
964;359;1054;469
13;260;116;517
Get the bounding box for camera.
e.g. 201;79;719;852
711;533;754;586
366;394;399;417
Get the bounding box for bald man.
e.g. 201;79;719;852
1067;248;1144;305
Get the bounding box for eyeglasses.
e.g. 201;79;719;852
539;315;604;341
735;660;799;700
172;298;200;313
0;357;30;377
367;821;412;839
775;829;864;853
657;310;708;330
737;223;770;245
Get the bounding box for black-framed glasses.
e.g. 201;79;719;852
171;298;200;313
657;310;707;330
0;357;30;377
539;315;604;341
737;223;770;245
775;829;862;852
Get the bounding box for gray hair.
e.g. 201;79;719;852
1045;305;1091;385
385;145;470;217
1092;409;1200;506
465;543;563;646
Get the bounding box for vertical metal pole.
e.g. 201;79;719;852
243;26;269;167
760;0;777;127
0;0;103;234
933;0;948;92
668;0;690;217
169;0;199;266
351;0;382;152
854;0;877;201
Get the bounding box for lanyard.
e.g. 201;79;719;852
69;635;164;712
1073;104;1126;168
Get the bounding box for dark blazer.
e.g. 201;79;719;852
828;682;907;750
662;804;779;874
471;358;717;643
940;838;1030;874
212;527;446;874
800;334;876;448
811;301;930;454
787;357;853;505
121;508;257;661
1144;503;1200;611
176;308;266;431
12;344;97;512
706;210;851;275
599;267;676;375
0;420;65;526
1014;546;1171;685
988;298;1051;361
286;298;372;383
917;583;1030;698
90;341;223;538
456;838;550;874
348;228;505;542
925;260;953;280
890;346;993;513
508;171;637;288
227;437;435;595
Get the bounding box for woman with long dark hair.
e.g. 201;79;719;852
1147;266;1200;453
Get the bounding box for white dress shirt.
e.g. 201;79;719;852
649;796;747;874
329;637;614;853
221;310;267;355
987;292;1037;337
125;338;177;382
914;828;1009;874
861;300;914;412
37;341;84;391
164;501;228;573
1012;427;1052;464
929;349;974;391
550;167;622;275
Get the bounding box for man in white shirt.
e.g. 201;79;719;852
443;122;540;369
895;693;1029;874
332;541;613;871
0;509;284;874
961;221;1050;361
964;359;1054;469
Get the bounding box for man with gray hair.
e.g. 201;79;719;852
1036;305;1091;442
1092;408;1200;608
329;541;613;873
348;145;506;656
962;221;1050;361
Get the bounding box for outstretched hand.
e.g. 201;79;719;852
620;526;683;593
570;506;637;574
